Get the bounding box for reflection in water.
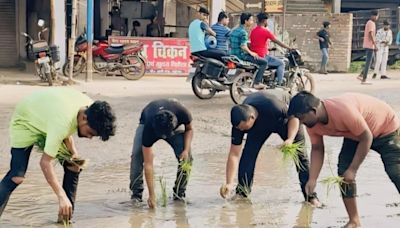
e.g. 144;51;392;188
294;203;314;228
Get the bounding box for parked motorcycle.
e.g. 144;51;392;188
187;55;240;99
229;48;315;104
62;33;146;80
21;19;60;86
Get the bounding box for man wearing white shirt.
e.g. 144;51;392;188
373;20;392;80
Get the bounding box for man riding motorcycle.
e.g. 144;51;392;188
250;12;292;87
188;7;226;61
230;13;269;90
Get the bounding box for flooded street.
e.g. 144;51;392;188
0;73;399;227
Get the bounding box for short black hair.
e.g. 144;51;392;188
199;6;210;15
152;110;178;137
230;104;254;127
86;101;116;141
383;20;390;26
257;12;269;23
288;91;321;117
323;21;330;28
240;12;253;25
371;10;379;16
218;11;228;22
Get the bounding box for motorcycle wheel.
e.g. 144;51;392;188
191;72;217;99
120;56;146;80
62;55;85;77
290;71;315;95
230;72;254;104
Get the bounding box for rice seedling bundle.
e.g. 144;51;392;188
320;176;347;197
158;176;167;207
280;140;305;170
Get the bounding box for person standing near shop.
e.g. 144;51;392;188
372;20;392;80
211;11;231;54
357;11;379;85
316;21;332;74
146;15;161;37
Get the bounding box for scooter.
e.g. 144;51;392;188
21;19;59;86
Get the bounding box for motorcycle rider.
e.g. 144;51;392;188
230;13;268;90
250;12;292;86
188;7;226;61
211;11;231;54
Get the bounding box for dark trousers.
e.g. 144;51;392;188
192;49;227;61
242;54;269;85
0;146;80;217
362;48;375;80
338;129;400;197
237;125;310;200
130;125;192;200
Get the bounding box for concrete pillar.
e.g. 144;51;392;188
54;0;66;65
211;0;225;24
333;0;341;13
17;0;27;59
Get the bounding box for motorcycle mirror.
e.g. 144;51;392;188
38;19;45;27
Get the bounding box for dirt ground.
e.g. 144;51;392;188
0;70;399;227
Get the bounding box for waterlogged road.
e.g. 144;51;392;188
0;73;399;227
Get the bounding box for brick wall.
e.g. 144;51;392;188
273;13;353;72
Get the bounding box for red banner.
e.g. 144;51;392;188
109;36;191;76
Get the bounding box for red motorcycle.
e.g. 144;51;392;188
63;33;146;80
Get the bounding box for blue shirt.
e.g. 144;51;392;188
229;25;248;59
211;23;231;51
188;19;209;53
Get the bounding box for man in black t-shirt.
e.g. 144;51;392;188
129;99;193;208
221;91;320;206
316;21;332;74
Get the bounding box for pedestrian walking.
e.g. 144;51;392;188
372;20;392;80
316;21;332;74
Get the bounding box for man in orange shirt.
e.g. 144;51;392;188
288;91;400;228
358;11;379;85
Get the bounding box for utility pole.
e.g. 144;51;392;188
86;0;94;82
68;0;77;81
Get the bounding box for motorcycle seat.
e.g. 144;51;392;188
105;46;124;54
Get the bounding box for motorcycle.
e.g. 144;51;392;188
21;19;60;86
62;33;146;80
229;48;315;104
187;55;240;99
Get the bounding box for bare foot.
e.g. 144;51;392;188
343;221;361;228
308;198;323;208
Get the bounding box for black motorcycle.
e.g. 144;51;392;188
229;49;315;104
187;55;240;99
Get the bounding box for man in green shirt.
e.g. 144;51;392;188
0;88;116;222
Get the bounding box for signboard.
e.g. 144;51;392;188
265;0;284;13
109;36;191;75
244;0;264;13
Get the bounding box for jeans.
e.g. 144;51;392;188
242;54;268;85
237;125;311;200
266;55;285;84
321;48;329;70
0;147;80;217
362;48;374;80
192;49;227;61
130;125;192;200
338;129;400;198
374;47;389;76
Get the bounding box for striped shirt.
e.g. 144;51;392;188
211;23;231;51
